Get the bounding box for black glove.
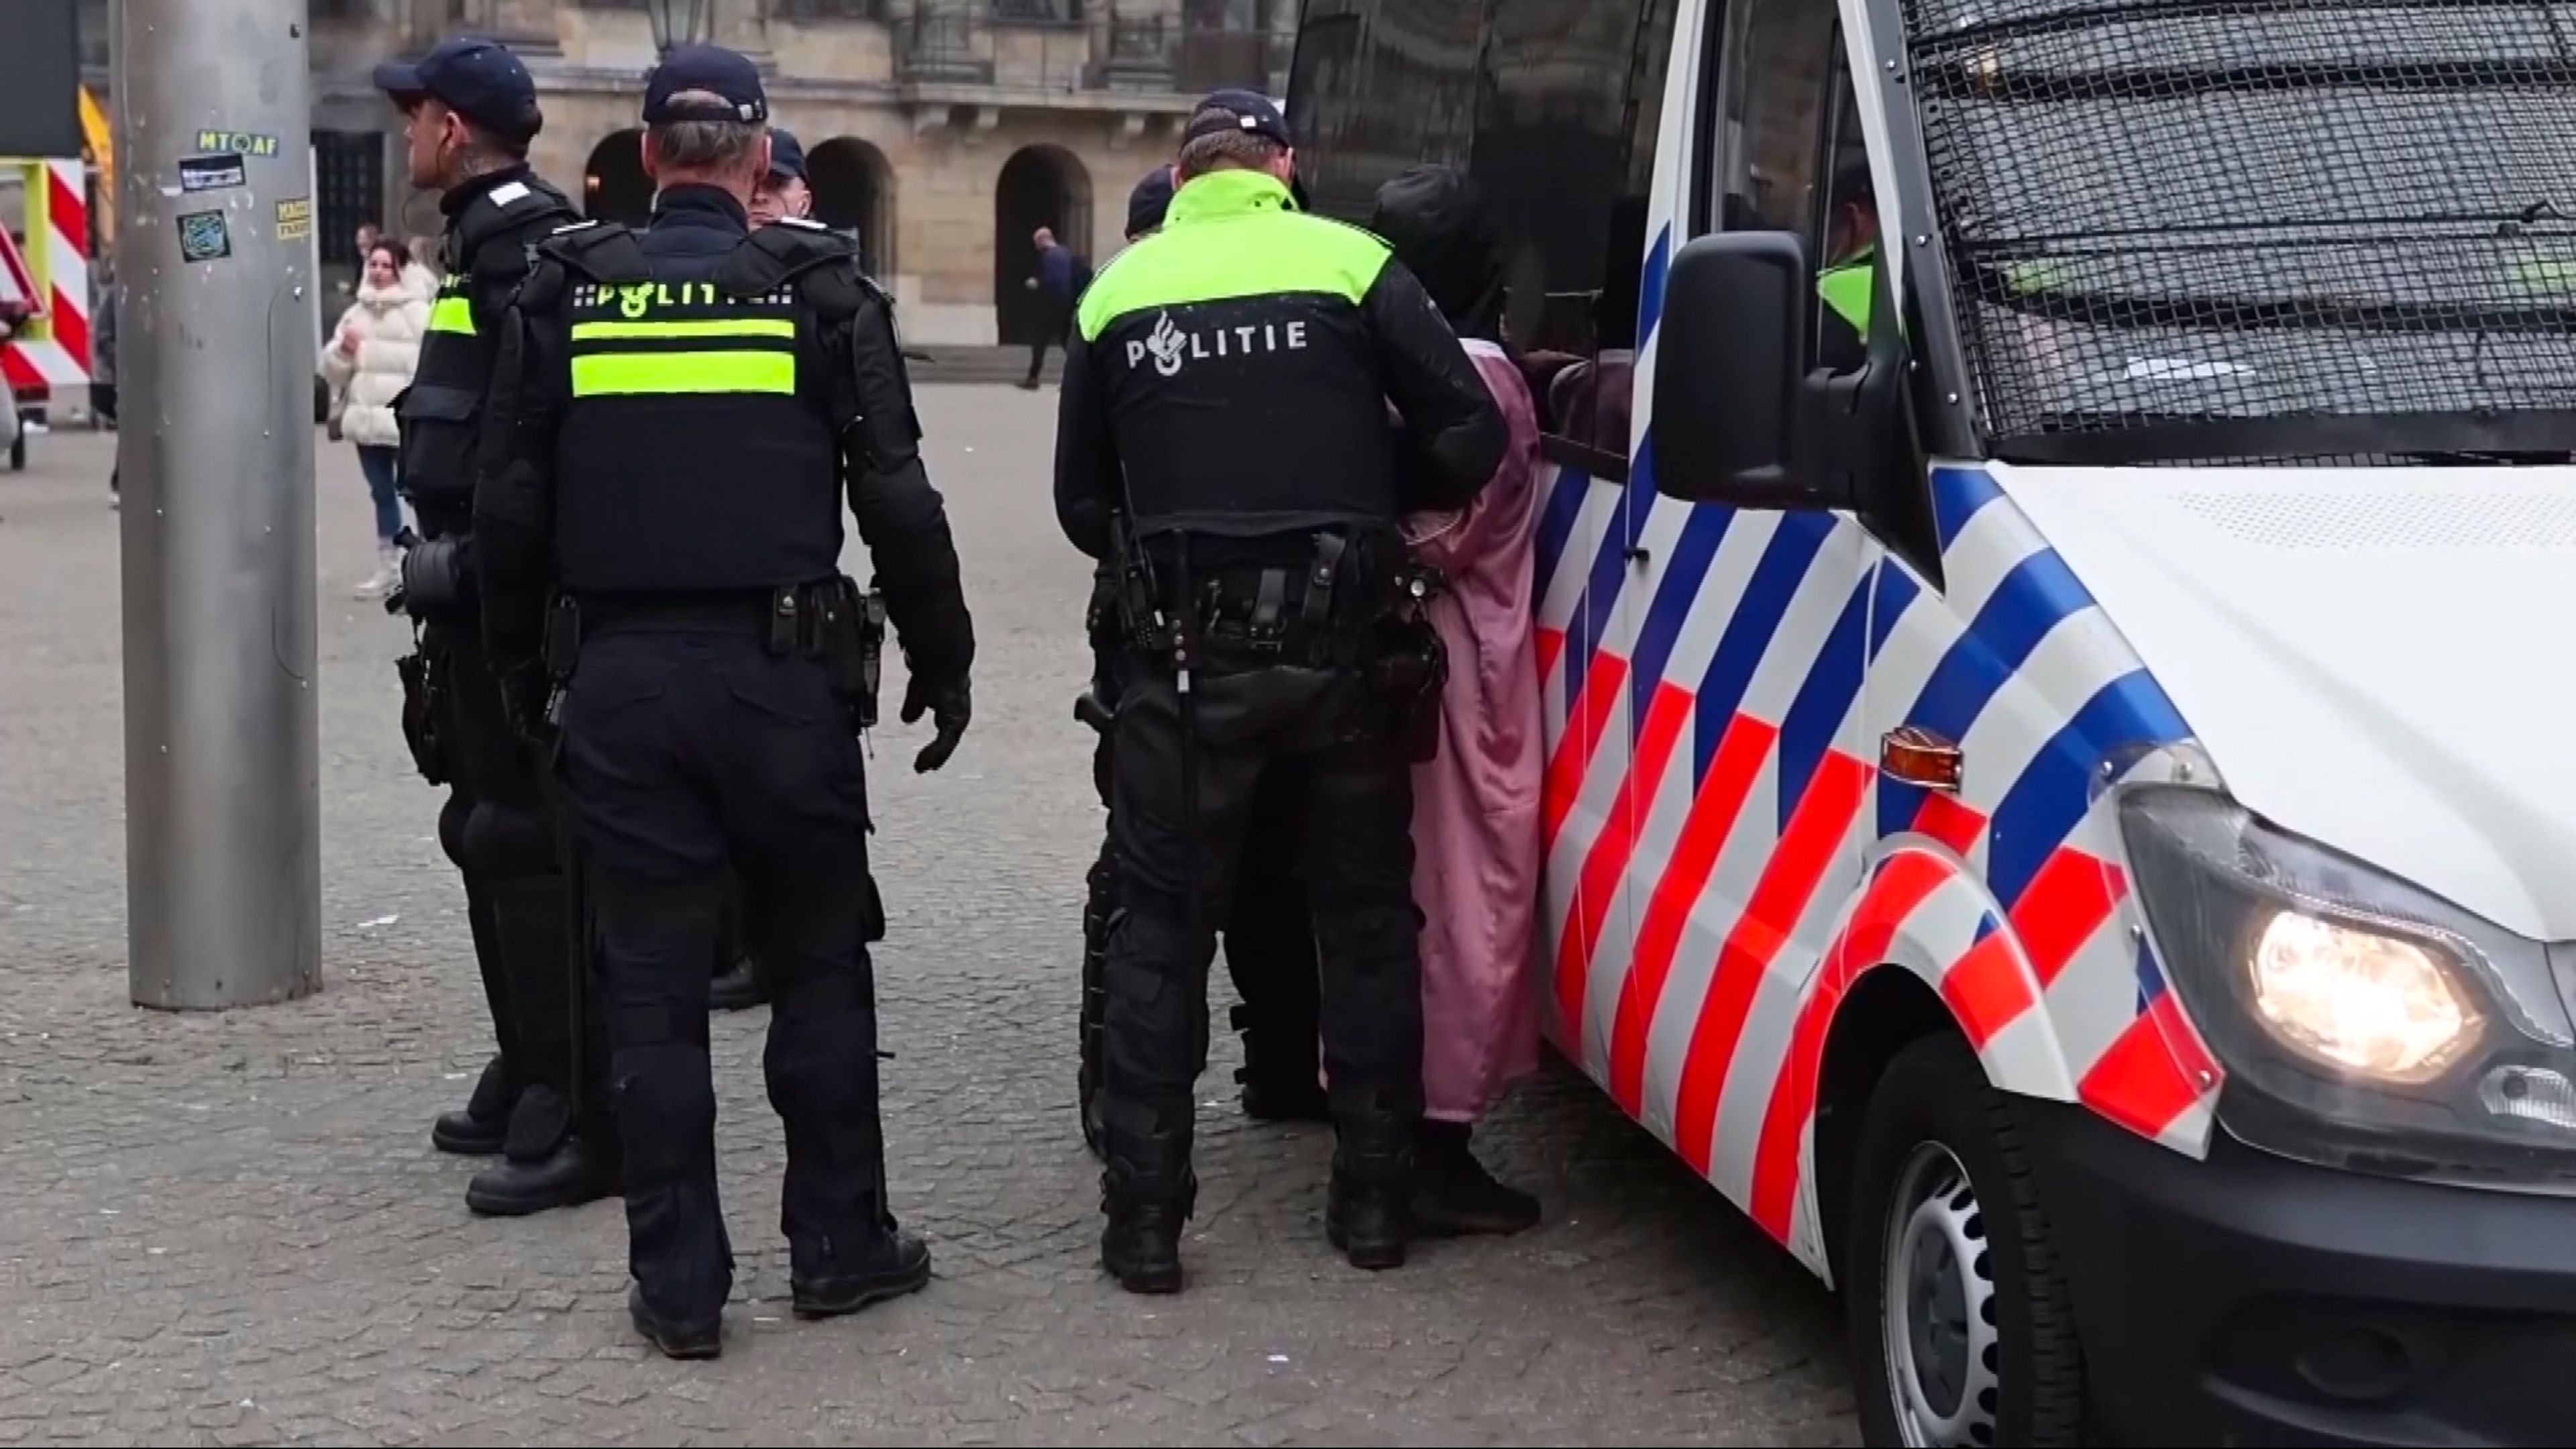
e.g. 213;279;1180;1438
496;663;553;749
902;670;970;773
382;526;419;615
1073;681;1115;737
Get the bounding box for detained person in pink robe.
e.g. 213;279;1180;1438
1369;166;1546;1234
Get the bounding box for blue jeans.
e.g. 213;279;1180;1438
356;445;402;545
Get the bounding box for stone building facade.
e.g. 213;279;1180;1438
79;0;1293;345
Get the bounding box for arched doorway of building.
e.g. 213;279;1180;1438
806;138;895;277
583;130;652;226
993;146;1092;347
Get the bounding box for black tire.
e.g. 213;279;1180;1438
1846;1032;2085;1447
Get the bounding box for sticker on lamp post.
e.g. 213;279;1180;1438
178;153;248;193
178;210;233;264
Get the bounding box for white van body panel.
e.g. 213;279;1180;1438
1992;462;2576;943
1527;1;2246;1279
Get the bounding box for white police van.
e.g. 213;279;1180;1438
1291;0;2576;1441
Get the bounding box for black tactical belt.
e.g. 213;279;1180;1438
576;590;782;636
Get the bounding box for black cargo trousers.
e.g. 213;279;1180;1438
423;615;608;1160
552;613;898;1324
1079;628;1322;1151
1096;648;1426;1215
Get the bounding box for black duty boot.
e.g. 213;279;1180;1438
467;1132;620;1216
793;1228;933;1320
432;1055;519;1157
1413;1120;1541;1237
629;1283;722;1361
1325;1115;1417;1271
1101;1199;1187;1295
1325;1177;1412;1270
1099;1144;1194;1295
709;956;767;1013
466;1087;621;1216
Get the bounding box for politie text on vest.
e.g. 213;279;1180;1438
1128;311;1311;378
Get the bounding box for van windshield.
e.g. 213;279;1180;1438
1902;0;2576;464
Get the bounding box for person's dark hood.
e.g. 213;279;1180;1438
1366;164;1507;341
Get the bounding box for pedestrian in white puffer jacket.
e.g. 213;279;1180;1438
321;239;429;597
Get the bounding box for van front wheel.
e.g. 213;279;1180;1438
1847;1033;2084;1447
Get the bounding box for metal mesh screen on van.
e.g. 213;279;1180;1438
1898;0;2576;463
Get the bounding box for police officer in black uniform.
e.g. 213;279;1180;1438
372;35;619;1217
749;127;814;229
473;44;975;1359
1075;164;1325;1159
703;123;826;1018
1057;93;1505;1293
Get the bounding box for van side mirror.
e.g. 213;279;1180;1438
1650;230;1860;513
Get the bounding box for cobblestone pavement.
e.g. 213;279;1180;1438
0;395;1857;1447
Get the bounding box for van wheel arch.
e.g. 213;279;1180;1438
1825;977;2089;1445
1813;965;1955;1291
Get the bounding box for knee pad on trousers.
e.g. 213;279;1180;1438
763;964;880;1127
764;1010;880;1115
462;800;557;881
1099;903;1210;1095
439;792;475;871
770;955;873;1018
611;1042;717;1181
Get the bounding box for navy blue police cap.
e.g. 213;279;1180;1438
1126;167;1175;238
767;127;808;183
1185;89;1292;148
643;44;769;125
372;36;543;146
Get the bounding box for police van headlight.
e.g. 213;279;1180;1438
2118;785;2576;1185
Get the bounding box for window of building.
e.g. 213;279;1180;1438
78;0;108;70
992;0;1083;22
313;131;385;268
772;0;892;18
1184;0;1270;30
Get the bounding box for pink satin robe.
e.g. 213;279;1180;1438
1402;338;1546;1122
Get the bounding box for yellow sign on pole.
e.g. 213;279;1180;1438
80;86;111;244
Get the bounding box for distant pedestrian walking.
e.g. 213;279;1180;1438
321;238;429;598
1018;225;1087;389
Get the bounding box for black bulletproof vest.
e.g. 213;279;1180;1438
547;225;845;596
395;170;577;537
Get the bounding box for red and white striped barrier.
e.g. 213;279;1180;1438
1;158;93;411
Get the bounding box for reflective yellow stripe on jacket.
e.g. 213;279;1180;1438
566;295;798;398
427;290;476;336
570;350;796;397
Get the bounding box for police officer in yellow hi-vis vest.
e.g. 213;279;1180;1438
1054;90;1506;1293
471;43;976;1360
1816;158;1880;373
370;35;621;1221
